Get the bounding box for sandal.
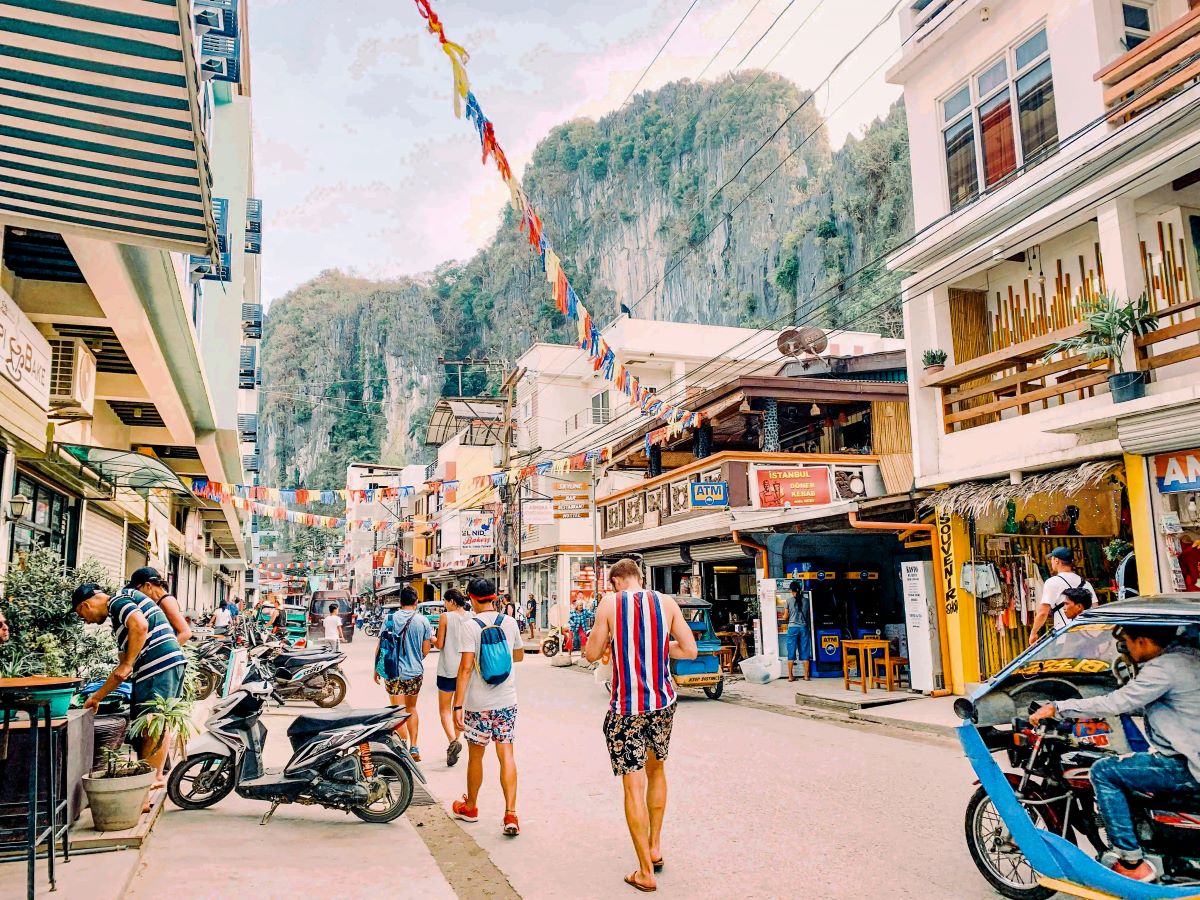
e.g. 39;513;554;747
624;874;656;893
652;858;664;872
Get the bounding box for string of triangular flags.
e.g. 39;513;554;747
193;480;346;528
469;447;610;491
412;0;702;433
191;478;468;505
253;559;339;572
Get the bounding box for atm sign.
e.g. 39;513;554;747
689;481;729;508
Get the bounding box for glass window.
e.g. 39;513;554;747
591;391;610;425
1123;3;1152;48
943;84;971;122
1014;29;1048;71
1017;59;1058;162
977;58;1008;97
944;116;979;210
979;90;1017;186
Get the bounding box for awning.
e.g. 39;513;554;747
1116;400;1200;455
921;461;1121;518
0;0;218;255
728;501;859;532
425;398;506;446
60;444;195;496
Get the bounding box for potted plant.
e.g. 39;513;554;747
82;746;155;831
922;348;948;373
1044;292;1159;402
128;694;196;772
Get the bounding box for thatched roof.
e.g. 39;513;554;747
921;461;1121;519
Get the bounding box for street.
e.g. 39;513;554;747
127;637;998;899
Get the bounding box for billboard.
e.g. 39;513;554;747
752;466;832;509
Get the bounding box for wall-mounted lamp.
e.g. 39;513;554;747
6;493;30;522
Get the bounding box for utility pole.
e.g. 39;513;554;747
591;457;600;607
497;366;526;605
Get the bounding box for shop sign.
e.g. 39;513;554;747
689;481;728;508
523;499;553;525
817;630;841;662
1155;450;1200;494
0;291;51;410
460;513;495;552
752;466;832;509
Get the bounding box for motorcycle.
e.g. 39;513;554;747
255;643;349;708
541;626;568;658
364;612;382;638
956;595;1200;899
167;660;423;823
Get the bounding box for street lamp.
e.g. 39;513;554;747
5;493;30;522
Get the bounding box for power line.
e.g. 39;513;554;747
619;0;703;108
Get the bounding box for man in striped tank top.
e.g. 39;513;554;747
73;569;186;787
585;559;697;893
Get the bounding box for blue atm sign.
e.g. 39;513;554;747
689;481;729;508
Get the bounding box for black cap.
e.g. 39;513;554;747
128;566;164;589
70;583;101;609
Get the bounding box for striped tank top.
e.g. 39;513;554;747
610;590;677;716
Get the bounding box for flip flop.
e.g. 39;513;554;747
652;858;664;872
624;875;656;893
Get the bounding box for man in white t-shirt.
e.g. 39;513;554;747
451;578;524;837
322;603;345;651
1029;546;1098;645
212;603;232;634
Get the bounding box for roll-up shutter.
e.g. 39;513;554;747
126;523;149;575
79;508;124;585
1117;402;1200;454
688;541;747;563
642;547;688;567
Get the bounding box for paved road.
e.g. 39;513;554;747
128;633;1001;899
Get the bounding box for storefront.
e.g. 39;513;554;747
1146;447;1200;591
924;460;1130;691
7;467;78;566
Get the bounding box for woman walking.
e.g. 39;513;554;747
434;588;470;767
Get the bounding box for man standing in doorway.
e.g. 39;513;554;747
1029;547;1098;645
452;578;524;836
585;558;698;893
374;586;431;762
786;579;812;682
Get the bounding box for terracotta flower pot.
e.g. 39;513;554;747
924;364;945;374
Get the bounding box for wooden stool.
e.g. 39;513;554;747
717;646;735;673
873;656;909;692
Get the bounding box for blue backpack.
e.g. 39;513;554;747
378;612;414;681
474;614;512;686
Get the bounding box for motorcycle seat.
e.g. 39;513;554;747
1138;790;1200;814
275;651;340;666
286;707;400;745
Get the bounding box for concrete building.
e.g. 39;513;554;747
888;0;1200;690
0;0;259;612
344;462;425;598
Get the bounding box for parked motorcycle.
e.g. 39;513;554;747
364;612;382;638
541;627;567;658
255;643;349;708
167;661;423;823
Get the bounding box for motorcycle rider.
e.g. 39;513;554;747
1031;624;1200;882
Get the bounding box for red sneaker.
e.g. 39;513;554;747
502;811;520;836
1108;858;1156;882
451;796;478;823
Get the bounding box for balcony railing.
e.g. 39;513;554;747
1135;296;1200;374
241;302;263;339
923;324;1112;433
1095;7;1200;123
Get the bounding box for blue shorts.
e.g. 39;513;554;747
131;664;184;721
436;675;457;693
786;625;812;662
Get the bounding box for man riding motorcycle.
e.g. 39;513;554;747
1030;623;1200;883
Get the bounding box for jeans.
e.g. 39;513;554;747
1090;752;1200;859
786;625;812;662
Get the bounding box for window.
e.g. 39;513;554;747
941;28;1058;210
591;391;610;425
9;474;75;563
1122;2;1153;49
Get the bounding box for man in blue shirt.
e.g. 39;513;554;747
374;586;432;761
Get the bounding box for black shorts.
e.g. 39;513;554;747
131;665;184;721
602;704;677;776
436;675;457;693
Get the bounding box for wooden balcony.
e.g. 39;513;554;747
1095;7;1200;123
922;324;1112;433
1135;296;1200;373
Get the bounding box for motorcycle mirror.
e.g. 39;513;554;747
1027;700;1044;715
953;697;976;721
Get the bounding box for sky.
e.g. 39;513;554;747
249;0;904;304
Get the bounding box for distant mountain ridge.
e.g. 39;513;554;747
259;72;913;487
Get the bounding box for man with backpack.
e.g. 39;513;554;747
452;578;524;836
374;586;432;762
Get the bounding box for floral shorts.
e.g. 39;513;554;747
384;674;423;697
464;706;517;746
602;704;677;776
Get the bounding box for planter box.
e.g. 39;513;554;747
0;710;93;831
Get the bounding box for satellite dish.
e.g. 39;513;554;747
797;326;828;356
777;328;802;357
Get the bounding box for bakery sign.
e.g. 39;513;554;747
1155;449;1200;494
751;465;833;509
460;513;495;552
0;291;51;410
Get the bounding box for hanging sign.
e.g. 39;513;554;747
461;513;495;552
523;500;553;525
751;466;832;509
0;292;51;409
1155;449;1200;494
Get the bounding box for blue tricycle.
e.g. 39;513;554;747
671;598;725;700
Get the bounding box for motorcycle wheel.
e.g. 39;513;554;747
964;785;1055;900
703;679;725;700
541;638;559;658
167;752;235;810
193;669;220;701
352;750;414;823
314;672;347;708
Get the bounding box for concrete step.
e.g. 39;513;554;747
793;690;913;713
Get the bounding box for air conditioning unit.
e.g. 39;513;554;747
47;338;97;418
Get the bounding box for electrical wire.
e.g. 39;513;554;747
619;0;703;108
